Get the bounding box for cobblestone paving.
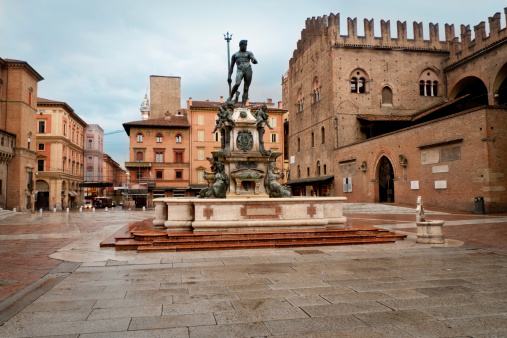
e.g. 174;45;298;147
0;205;505;337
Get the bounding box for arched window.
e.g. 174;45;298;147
297;137;301;152
136;151;143;162
311;132;314;147
136;133;143;143
350;77;358;93
382;86;393;105
419;69;439;97
176;134;182;143
358;77;366;93
350;69;369;94
321;127;325;144
426;81;432;96
419;81;425;96
313;77;321;103
156;133;163;143
297;165;301;178
317;161;321;176
297;89;304;112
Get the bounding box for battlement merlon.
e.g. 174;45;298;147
289;9;507;67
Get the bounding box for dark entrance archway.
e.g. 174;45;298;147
449;76;488;109
378;156;394;203
35;180;50;210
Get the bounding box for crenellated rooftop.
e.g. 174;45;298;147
290;8;507;68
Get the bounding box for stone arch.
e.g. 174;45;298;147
35;180;49;192
381;86;393;105
449;76;488;109
372;148;398;181
493;61;507;105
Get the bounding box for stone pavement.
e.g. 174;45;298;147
0;205;506;337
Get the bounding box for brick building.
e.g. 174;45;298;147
36;98;86;210
284;9;507;212
0;58;43;211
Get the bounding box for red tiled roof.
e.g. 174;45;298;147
357;95;469;122
123;115;190;135
190;101;286;112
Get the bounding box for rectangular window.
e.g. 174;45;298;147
197;170;204;184
175;170;183;179
88;138;93;149
38;160;44;171
63;123;66;136
214;132;221;142
271;133;277;143
197;148;204;160
197;115;204;125
38;143;45;151
155;152;164;163
270;117;276;127
88;156;92;163
197;130;204;141
38;121;46;133
156;170;163;179
175;151;183;163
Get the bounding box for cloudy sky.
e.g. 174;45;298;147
0;0;503;165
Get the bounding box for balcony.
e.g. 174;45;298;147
125;161;152;168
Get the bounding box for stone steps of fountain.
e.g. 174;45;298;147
103;223;406;252
136;237;398;252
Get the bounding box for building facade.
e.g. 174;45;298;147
123;113;191;206
103;153;128;205
284;9;507;212
36;98;86;210
81;124;108;199
0;58;44;211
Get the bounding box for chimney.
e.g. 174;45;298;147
220;96;224;103
267;98;272;103
188;97;192;106
164;111;171;120
278;101;282;109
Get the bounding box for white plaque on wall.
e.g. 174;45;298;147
432;165;449;173
290;156;295;164
410;181;419;190
435;180;447;189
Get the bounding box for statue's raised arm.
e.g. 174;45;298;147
227;40;257;107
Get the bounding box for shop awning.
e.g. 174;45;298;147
67;190;78;197
286;175;334;185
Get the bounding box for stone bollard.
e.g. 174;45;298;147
13;208;16;213
53;208;56;213
143;206;146;211
79;207;82;213
92;207;95;213
105;207;108;212
40;208;43;214
66;208;69;213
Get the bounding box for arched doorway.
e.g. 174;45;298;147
449;76;488;109
35;180;50;210
378;156;394;203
